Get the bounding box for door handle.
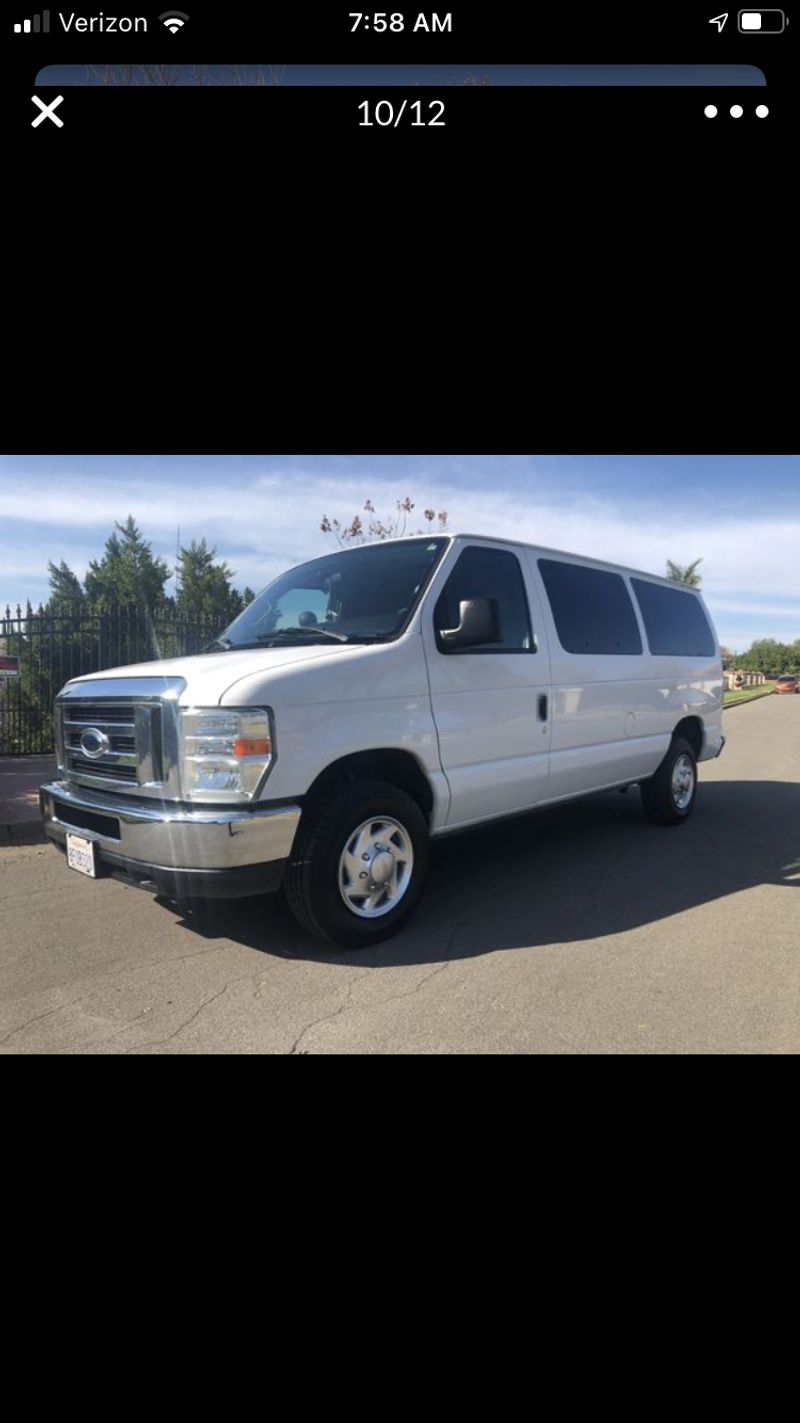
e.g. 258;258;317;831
538;694;548;721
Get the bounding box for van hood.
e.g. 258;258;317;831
65;643;354;703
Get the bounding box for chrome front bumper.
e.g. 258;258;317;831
40;780;301;897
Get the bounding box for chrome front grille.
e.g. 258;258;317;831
63;707;140;782
63;703;137;724
56;676;185;800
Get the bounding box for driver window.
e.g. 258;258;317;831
434;547;534;653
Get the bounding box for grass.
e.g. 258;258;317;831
723;682;776;707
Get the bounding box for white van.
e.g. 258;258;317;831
40;535;725;946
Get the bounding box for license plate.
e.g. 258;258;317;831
66;832;97;878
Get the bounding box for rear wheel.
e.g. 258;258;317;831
284;780;431;947
640;737;698;825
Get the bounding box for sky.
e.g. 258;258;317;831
37;63;766;87
0;455;797;653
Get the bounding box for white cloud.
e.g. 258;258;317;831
1;462;798;625
706;598;799;617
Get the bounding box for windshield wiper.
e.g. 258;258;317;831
208;628;387;651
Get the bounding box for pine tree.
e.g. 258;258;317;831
46;559;85;608
84;515;171;611
175;538;244;624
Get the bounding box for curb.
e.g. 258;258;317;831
723;691;776;709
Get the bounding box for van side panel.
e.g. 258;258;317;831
544;676;669;797
526;553;723;798
633;655;724;760
698;710;725;761
628;581;724;760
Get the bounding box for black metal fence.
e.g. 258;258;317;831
0;603;224;755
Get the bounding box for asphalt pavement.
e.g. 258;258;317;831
0;695;797;1053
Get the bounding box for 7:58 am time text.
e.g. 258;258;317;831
349;12;453;30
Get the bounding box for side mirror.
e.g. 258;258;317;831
440;598;502;649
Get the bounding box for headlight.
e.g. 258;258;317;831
179;708;273;802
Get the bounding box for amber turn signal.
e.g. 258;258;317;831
233;737;271;757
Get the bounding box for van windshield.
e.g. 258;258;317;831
210;538;448;650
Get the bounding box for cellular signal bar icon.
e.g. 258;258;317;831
13;10;50;30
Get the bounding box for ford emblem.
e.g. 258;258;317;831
80;727;110;759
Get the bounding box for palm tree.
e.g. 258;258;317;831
666;558;703;587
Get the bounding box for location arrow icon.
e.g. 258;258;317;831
709;13;729;30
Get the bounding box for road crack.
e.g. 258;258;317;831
289;969;370;1054
373;920;463;1009
122;982;230;1054
0;994;87;1048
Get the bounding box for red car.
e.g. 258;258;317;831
774;675;800;694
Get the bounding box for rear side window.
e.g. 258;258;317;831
434;546;534;653
538;559;642;655
631;579;716;656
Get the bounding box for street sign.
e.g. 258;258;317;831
0;655;20;675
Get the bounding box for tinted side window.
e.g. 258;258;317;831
631;579;716;656
434;547;534;653
538;559;643;655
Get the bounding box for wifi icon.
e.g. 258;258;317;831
159;9;189;32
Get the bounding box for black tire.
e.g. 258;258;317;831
640;737;698;826
284;780;431;948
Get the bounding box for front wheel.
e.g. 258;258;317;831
640;737;698;825
284;780;431;947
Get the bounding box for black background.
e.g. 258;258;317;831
4;1;795;455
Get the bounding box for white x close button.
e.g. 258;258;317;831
31;95;64;128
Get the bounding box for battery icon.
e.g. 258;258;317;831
738;9;787;30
